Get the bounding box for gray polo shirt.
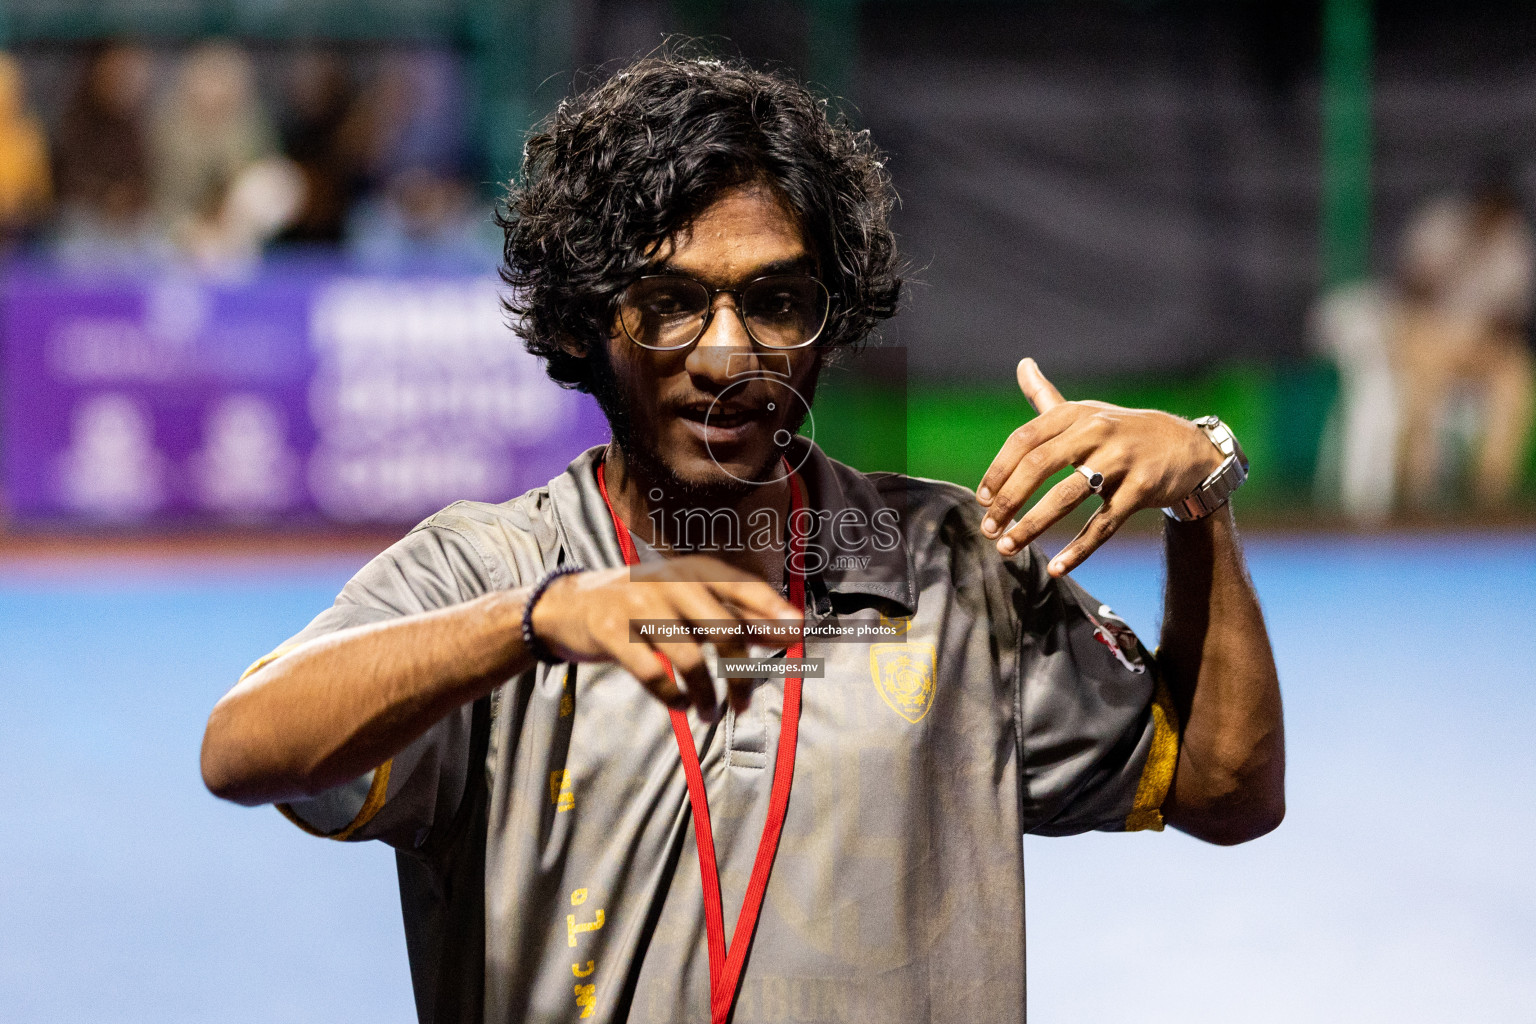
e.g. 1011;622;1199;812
260;440;1178;1024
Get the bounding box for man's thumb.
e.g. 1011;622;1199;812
1016;357;1065;413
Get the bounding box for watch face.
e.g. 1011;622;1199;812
1200;418;1238;458
1169;417;1247;521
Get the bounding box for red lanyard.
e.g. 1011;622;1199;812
596;460;806;1024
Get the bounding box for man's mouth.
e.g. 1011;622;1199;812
675;401;773;446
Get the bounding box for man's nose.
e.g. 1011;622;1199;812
685;293;758;380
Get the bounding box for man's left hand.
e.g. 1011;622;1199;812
976;358;1226;576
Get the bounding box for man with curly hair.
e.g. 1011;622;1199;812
203;55;1283;1024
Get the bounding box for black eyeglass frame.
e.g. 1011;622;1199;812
614;273;833;352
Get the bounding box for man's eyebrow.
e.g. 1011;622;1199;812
653;255;817;281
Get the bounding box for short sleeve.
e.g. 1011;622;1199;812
1012;549;1180;836
241;519;499;850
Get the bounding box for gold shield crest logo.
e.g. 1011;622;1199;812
870;643;936;724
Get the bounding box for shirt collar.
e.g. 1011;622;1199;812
548;440;916;614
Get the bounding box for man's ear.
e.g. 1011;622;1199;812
556;333;588;359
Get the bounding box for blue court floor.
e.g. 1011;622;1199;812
1;534;1533;1023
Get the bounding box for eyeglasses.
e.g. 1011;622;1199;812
616;273;831;351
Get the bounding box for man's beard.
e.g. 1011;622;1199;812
587;345;808;507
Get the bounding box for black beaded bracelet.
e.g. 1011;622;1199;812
522;564;584;664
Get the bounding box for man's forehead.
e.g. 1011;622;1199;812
650;184;814;284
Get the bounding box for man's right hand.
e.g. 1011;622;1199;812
530;555;802;719
202;554;797;806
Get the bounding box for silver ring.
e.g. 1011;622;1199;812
1075;464;1105;494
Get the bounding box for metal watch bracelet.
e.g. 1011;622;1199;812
1162;415;1249;522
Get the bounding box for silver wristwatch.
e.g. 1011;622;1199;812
1162;416;1249;522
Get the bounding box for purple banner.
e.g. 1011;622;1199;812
2;265;609;524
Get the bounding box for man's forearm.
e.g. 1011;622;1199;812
1156;505;1286;844
200;589;534;807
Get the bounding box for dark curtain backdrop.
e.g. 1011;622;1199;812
856;4;1321;379
569;0;1536;380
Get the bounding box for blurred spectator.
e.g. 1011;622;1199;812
184;157;306;274
1312;282;1399;522
52;43;162;267
345;165;497;270
0;52;53;247
341;50;491;269
152;43;302;271
277;51;368;244
353;50;472;188
1394;166;1536;507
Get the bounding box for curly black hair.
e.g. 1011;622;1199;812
498;54;902;391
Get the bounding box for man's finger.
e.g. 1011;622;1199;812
668;587;765;679
667;585;743;637
725;676;757;716
712;580;800;621
614;644;688;709
1016;357;1066;414
656;635;718;720
980;424;1097;537
712;633;753;664
976;402;1078;505
996;472;1096;556
1047;495;1131;576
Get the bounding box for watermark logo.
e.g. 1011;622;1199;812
635;345;911;588
703;353;816;487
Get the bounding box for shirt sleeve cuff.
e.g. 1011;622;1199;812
240;644;394;842
276;760;393;841
238;643;297;682
1125;673;1181;832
